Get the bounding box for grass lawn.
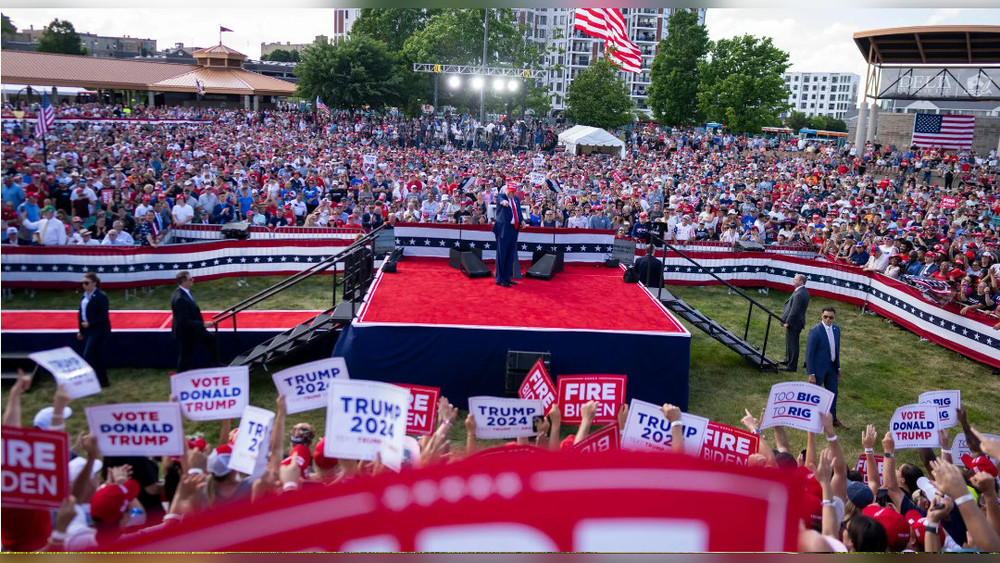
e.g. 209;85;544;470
3;279;999;470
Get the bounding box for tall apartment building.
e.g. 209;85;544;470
513;8;707;115
782;71;860;120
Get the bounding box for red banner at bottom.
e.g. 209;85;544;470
117;451;801;552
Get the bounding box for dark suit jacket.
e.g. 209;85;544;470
78;289;111;333
805;322;840;377
171;287;206;339
491;194;522;239
781;286;810;331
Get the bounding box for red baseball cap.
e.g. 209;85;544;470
313;438;338;470
863;504;910;550
905;509;946;548
961;453;999;477
89;480;140;523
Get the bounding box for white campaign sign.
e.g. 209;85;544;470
951;433;1000;467
533;156;545;168
171;366;249;421
620;399;708;456
325;380;409;472
760;381;834;434
85;402;184;456
918;390;960;429
29;347;101;399
363;154;377;167
228;406;275;479
272;357;350;414
889;404;939;449
467;397;543;439
529;171;546;185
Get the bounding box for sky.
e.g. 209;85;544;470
2;7;996;71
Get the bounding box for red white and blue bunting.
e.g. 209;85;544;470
393;224;615;263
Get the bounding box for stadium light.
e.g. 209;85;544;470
507;79;519;92
492;78;506;92
471;76;484;90
448;75;461;89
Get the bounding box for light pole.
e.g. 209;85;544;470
480;9;489;122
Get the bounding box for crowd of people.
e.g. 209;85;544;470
3;373;999;552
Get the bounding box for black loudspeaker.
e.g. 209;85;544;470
733;240;765;252
604;258;620;268
526;254;559;280
383;261;397;273
459;251;491;279
388;247;405;263
449;246;483;269
505;351;552;398
221;220;251;240
531;250;564;273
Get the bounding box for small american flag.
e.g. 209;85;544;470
195;79;206;96
574;8;642;73
911;113;975;150
36;92;56;138
316;96;330;117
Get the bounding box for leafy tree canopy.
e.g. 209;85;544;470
36;18;86;56
565;58;634;130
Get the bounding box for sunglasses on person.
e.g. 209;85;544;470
822;314;835;320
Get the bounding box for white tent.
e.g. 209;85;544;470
557;125;626;158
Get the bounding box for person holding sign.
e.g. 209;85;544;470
780;274;810;372
492;184;523;287
171;271;219;372
806;307;847;429
77;272;111;388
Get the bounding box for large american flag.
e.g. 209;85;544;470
574;8;642;73
36;92;56;138
316;96;331;117
911;113;975;150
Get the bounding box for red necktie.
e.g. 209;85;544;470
511;196;519;230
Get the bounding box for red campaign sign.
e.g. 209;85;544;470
573;424;621;454
117;451;802;552
100;188;114;205
0;426;70;510
518;359;556;414
557;375;627;425
611;171;624;183
395;384;440;436
855;454;885;486
701;422;759;467
466;444;550;461
941;196;957;209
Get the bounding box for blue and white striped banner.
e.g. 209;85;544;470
394;224;615;263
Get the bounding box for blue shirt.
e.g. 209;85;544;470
2;183;25;208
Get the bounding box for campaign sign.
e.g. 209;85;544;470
941;196;957;209
889;404;939;449
362;154;377;168
533;155;545;168
85;402;184;457
228;406;275;479
701;422;760;467
573;424;620;454
396;384;440;436
272;357;350;415
518;359;556;414
29;347;101;399
468;397;543;440
760;382;834;434
621;399;708;456
171;366;249;421
529;171;546;185
325;380;409;472
120;451;801;552
557;375;627;425
918;390;960;429
101;188;114;205
0;426;69;510
951;433;1000;467
855;454;885;486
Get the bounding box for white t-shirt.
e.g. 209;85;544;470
172;203;195;225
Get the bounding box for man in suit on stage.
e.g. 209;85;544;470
171;270;218;372
805;306;848;429
780;274;810;372
78;271;112;387
492;185;524;287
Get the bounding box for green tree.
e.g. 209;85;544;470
262;48;300;62
36;18;86;55
785;110;808;132
1;14;16;45
294;35;403;111
806;114;847;132
697;34;790;134
565;58;634;129
647;9;708;126
352;9;438;54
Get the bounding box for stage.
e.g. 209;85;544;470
0;310;321;368
333;258;692;409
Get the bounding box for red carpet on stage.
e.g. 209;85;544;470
357;259;686;334
1;310;322;332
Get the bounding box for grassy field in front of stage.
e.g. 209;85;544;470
4;280;999;468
